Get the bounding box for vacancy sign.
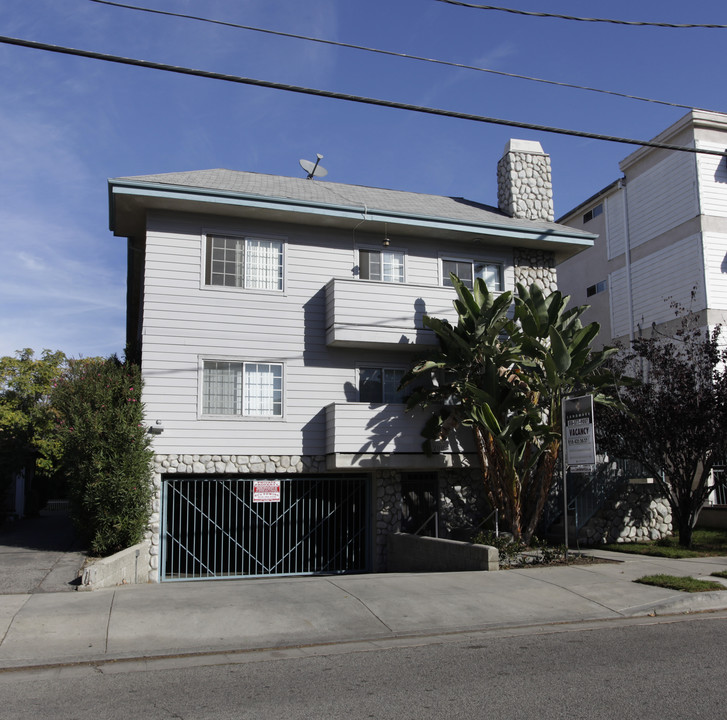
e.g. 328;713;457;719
253;480;281;503
563;394;596;468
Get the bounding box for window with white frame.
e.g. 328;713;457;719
358;248;405;283
202;360;283;417
358;367;406;403
441;258;503;292
205;235;283;290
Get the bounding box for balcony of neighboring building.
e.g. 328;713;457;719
324;402;475;470
325;277;458;350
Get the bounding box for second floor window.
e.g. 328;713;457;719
442;259;503;292
205;235;283;291
359;248;405;283
586;279;607;297
203;360;283;417
583;203;603;224
359;367;406;403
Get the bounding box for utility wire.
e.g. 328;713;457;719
1;34;725;158
437;1;727;29
88;0;712;113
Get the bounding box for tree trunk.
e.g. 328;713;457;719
473;426;521;540
521;441;560;546
677;521;693;549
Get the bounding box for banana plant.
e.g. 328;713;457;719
509;283;618;540
402;275;617;544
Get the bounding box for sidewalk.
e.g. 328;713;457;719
2;550;727;671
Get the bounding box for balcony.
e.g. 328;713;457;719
325;278;459;349
325;402;475;470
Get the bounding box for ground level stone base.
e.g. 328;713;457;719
145;455;492;579
374;466;490;571
579;483;672;545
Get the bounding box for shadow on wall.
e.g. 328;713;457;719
353;404;409;460
300;408;326;457
714;156;727;184
302;286;327;366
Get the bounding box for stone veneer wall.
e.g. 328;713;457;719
578;483;672;545
514;248;558;293
374;466;489;572
144;455;492;581
497;144;554;222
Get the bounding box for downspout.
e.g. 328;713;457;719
619;178;635;344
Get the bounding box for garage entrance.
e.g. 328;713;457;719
161;475;370;580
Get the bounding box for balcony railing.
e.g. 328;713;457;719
325;277;459;349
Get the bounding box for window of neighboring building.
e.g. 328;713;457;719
583;204;603;224
358;248;405;283
202;360;283;416
358;367;406;403
586;279;607;297
205;235;283;291
441;258;503;292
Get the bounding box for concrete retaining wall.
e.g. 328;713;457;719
80;541;152;590
698;506;727;530
387;532;498;572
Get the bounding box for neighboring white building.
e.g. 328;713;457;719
109;139;593;582
557;110;727;349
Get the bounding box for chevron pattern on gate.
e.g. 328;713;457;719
162;476;369;580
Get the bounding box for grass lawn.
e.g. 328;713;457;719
601;528;727;558
635;574;727;593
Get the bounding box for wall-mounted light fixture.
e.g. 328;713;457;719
148;420;164;435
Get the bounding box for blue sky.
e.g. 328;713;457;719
1;0;725;358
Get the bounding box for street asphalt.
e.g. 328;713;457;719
2;512;727;672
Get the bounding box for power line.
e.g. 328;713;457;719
1;33;725;158
437;1;727;29
88;0;711;113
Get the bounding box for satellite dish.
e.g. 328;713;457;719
299;153;328;179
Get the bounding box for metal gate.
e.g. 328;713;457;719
400;472;439;536
161;476;369;581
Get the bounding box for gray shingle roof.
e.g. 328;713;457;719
115;169;584;236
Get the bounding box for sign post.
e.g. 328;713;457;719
561;394;597;559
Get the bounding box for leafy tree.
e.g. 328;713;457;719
597;316;727;548
402;277;615;544
52;356;153;555
0;349;66;506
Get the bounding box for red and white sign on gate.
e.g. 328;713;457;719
253;479;281;503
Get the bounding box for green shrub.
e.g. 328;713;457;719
53;356;153;556
473;530;568;568
473;530;524;567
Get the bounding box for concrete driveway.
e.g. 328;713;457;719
0;509;86;594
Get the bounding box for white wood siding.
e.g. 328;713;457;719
626;151;698;249
703;232;727;310
606;190;626;260
140;211;512;458
696;142;727;218
325;403;475;467
609;234;706;338
326;278;460;348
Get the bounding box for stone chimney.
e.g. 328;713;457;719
497;139;554;222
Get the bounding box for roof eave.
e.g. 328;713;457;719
109;179;595;254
